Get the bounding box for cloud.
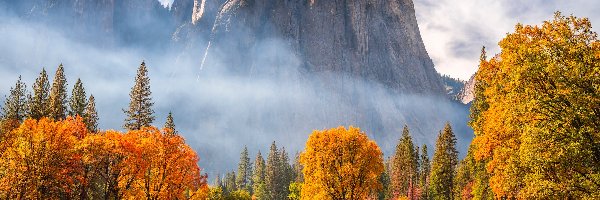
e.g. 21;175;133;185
414;0;600;80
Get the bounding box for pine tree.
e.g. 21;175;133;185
215;175;223;189
265;141;284;200
68;78;87;117
291;153;303;182
236;146;252;192
163;111;177;135
84;95;99;132
429;123;458;200
224;171;238;195
1;76;28;136
28;68;50;119
48;64;68;120
420;144;431;199
2;76;28;122
391;125;419;198
253;151;267;199
123;61;155;130
279;147;293;197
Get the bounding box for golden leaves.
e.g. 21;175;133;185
299;126;383;200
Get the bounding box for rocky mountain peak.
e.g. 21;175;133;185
202;0;445;94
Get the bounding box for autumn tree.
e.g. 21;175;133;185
69;78;87;117
124;61;155;130
472;13;600;199
49;64;68;120
84;95;98;132
116;126;206;199
0;117;88;199
28;68;51;119
429;123;458;200
164;111;178;135
236;146;252;192
300;126;384;200
252;151;267;199
391;125;419;199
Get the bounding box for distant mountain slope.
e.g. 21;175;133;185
202;0;446;94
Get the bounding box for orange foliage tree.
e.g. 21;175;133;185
471;13;600;199
0;117;88;199
299;126;384;200
0;117;206;199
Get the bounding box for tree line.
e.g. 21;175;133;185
0;61;207;199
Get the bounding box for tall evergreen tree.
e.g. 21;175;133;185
391;125;419;198
68;78;87;117
224;171;237;194
291;152;303;182
28;68;50;119
429;123;459;200
420;144;431;199
48;64;68;120
84;95;99;132
2;76;28;122
253;151;267;199
265;141;284;200
1;76;28;136
123;61;154;130
279;147;293;197
163;111;177;135
236;146;252;192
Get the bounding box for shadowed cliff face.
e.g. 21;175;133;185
203;0;445;94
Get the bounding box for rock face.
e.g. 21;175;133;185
457;74;476;104
202;0;445;94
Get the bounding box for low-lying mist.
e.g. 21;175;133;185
0;9;472;176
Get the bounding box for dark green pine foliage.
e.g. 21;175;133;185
379;158;392;200
224;171;237;194
28;68;51;119
420;144;431;199
2;76;28;122
429;123;459;200
391;125;419;198
452;144;493;200
265;141;286;200
84;95;99;132
163;111;177;135
123;61;155;130
253;151;267;199
291;153;303;182
279;147;293;196
69;78;87;118
236;146;252;192
215;175;223;189
48;64;68;120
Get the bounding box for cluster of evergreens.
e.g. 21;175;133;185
0;65;98;135
208;142;300;200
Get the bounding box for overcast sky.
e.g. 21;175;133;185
414;0;600;80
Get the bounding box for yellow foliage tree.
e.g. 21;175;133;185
0;117;88;199
300;126;384;200
472;13;600;199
